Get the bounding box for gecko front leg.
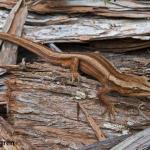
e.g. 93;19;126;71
62;57;80;82
70;57;80;82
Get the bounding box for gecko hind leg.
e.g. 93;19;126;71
97;86;117;120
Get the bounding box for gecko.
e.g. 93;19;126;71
0;32;150;117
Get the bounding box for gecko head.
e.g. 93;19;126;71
125;74;150;97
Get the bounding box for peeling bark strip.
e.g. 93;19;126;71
77;102;106;141
0;0;27;75
1;0;150;18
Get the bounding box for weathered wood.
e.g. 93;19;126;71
111;128;150;150
79;134;129;150
22;17;150;43
0;0;27;75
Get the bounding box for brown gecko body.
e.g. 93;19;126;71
0;32;150;116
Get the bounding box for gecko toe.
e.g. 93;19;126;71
71;72;80;83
